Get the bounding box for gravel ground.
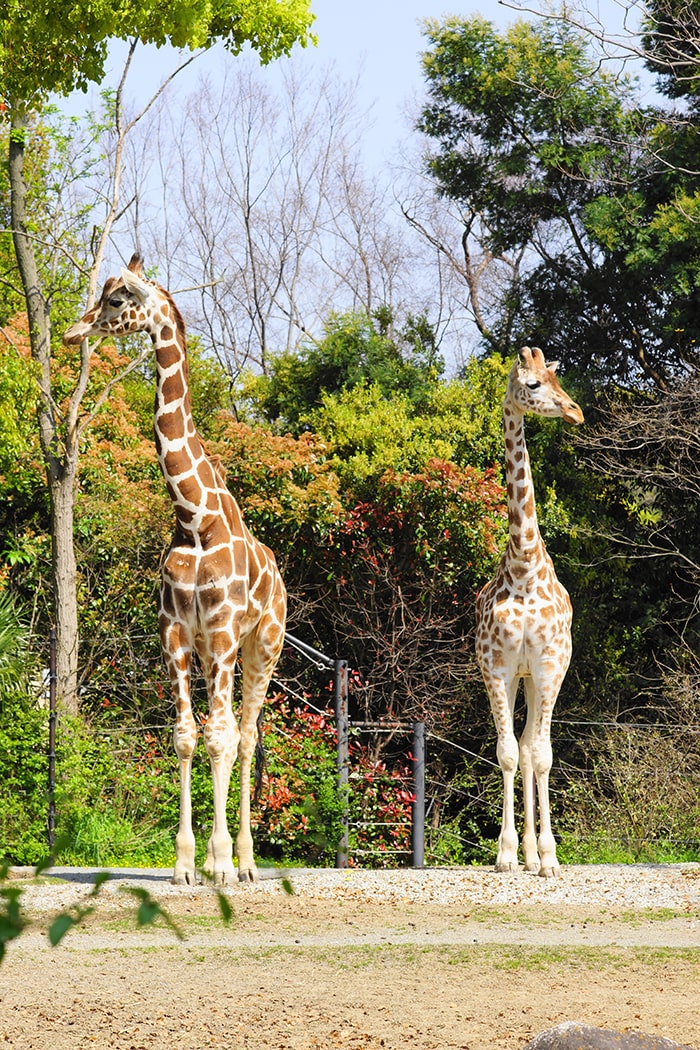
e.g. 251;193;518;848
3;863;700;1049
11;860;700;912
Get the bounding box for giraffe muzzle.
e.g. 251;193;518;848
63;321;92;345
562;402;584;425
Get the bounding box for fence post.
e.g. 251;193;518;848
412;722;425;869
48;627;57;850
334;659;349;868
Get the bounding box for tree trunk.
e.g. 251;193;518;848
9;107;80;715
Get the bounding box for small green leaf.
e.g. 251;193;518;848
281;877;295;896
90;872;112;896
216;892;233;925
48;913;76;946
121;887;184;942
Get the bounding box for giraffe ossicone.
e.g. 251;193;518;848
475;346;583;877
64;253;287;885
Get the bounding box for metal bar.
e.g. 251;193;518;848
411;722;425;869
284;632;336;669
48;627;57;851
334;658;349;868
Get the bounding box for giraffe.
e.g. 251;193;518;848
475;346;583;878
64;253;287;885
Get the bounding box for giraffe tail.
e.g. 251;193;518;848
253;707;266;806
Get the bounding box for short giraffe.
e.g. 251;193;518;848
475;347;583;877
65;253;287;885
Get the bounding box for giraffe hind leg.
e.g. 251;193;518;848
236;620;285;882
523;675;560;878
200;651;239;886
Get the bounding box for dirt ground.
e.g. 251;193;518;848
1;865;699;1050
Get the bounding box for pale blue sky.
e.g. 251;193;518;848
94;1;528;172
306;0;508;163
91;0;645;175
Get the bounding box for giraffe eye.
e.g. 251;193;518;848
526;380;541;390
108;296;125;308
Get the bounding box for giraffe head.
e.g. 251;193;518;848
63;253;164;345
506;346;584;425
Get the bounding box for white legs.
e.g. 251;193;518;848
164;613;284;887
488;673;560;878
203;702;239;884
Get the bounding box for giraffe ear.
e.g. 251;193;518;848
120;265;151;303
546;360;560;374
126;252;143;276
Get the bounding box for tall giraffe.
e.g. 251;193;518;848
475;347;583;878
64;253;287;885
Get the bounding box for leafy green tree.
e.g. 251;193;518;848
246;307;444;433
418;14;699;389
642;0;700;102
1;0;314;712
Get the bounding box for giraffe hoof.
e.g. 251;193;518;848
538;864;560;878
237;867;258;884
172;870;198;886
495;861;519;874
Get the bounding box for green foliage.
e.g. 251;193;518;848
0;596;48;865
420;16;634;252
248;308;444;433
300;353;510;498
0;0;315;107
254;696;346;865
0;863;185;964
418;13;700;387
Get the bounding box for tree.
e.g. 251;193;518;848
1;0;314;712
247;307;444;433
415;13;699;389
142;57;419;377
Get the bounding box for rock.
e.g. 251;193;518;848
523;1022;696;1050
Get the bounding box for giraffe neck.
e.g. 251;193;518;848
150;299;221;536
502;400;544;560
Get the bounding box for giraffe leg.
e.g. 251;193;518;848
485;674;520;872
528;667;564;878
236;622;285;882
521;678;542;874
201;659;239;886
162;628;199;886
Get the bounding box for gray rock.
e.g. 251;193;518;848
523;1022;696;1050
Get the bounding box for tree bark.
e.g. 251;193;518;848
9;107;80;714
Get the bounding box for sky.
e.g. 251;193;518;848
88;0;645;176
92;1;527;174
302;0;500;166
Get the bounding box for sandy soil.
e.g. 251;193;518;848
1;865;699;1049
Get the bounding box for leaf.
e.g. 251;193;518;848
90;872;112;896
216;892;233;925
48;913;76;947
281;877;295;896
121;887;184;942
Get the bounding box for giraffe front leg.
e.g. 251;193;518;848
487;675;520;872
173;730;197;885
530;668;564;878
163;633;199;886
533;745;559;878
203;707;239;885
496;730;520;872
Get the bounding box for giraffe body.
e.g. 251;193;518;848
475;347;583;877
65;254;286;884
